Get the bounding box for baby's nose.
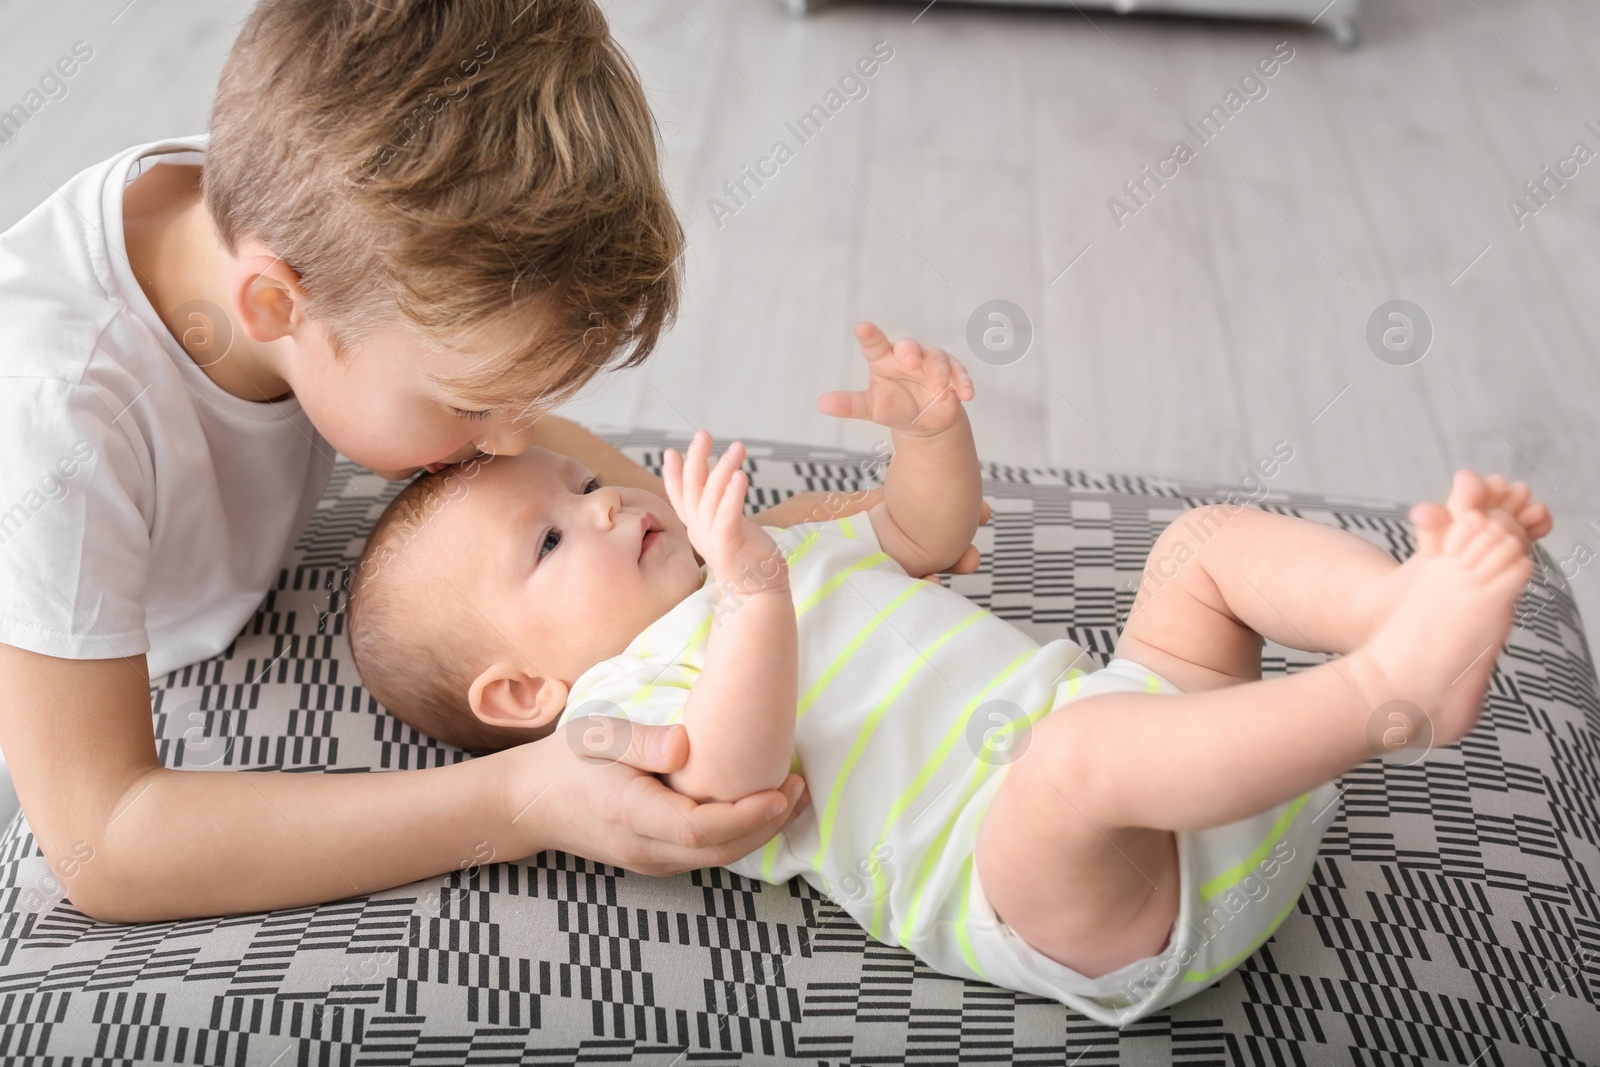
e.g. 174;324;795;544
592;490;621;528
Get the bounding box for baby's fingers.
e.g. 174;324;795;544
817;388;873;422
855;321;895;365
948;351;976;400
663;448;685;517
714;467;748;538
925;347;974;401
681;430;712;514
923;346;954;394
700;440;745;528
894;337;925;373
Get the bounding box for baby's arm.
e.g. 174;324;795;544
658;431;798;804
819;322;983;578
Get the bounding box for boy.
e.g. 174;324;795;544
0;0;1001;923
346;319;1548;1024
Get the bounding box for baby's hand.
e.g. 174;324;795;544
663;430;788;597
817;321;976;438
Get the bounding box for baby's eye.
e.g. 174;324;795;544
449;406;493;421
584;475;604;493
538;528;560;559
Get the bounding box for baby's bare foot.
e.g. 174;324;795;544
1349;476;1534;751
1422;470;1551;550
1479;473;1553;544
1368;470;1548;645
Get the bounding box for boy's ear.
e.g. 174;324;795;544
468;660;569;732
229;249;309;345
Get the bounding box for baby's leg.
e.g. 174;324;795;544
1117;471;1549;694
976;471;1539;978
1114;502;1402;691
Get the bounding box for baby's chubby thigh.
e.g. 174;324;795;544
972;691;1182;980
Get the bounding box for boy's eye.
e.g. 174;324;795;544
584;476;604;493
449;406;493;421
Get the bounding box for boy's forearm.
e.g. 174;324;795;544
668;585;798;804
82;750;525;923
880;409;984;574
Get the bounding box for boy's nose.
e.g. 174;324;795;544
476;415;536;458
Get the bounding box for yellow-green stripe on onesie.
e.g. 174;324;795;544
558;516;1339;1027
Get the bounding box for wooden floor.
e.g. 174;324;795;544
2;0;1596;665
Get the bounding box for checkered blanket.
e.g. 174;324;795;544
2;428;1595;1064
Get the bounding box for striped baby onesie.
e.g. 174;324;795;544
557;513;1337;1025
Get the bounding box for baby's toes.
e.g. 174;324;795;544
1484;504;1533;549
1470;522;1526;573
1482;531;1537;600
1480;541;1535;600
1442;507;1490;558
1503;479;1531;514
1518;499;1552;540
1445;469;1490;520
1484;474;1511;508
1409;500;1451;556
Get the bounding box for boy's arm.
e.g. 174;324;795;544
0;645;541;923
0;643;807;922
820;323;984;579
658;433;798;805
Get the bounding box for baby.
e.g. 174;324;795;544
347;321;1548;1025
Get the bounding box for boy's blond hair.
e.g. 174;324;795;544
204;0;684;415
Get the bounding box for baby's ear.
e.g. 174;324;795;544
468;662;569;731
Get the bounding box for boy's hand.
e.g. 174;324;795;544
817;321;975;439
503;720;811;877
663;430;788;595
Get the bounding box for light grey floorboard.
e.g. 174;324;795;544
1;0;1595;667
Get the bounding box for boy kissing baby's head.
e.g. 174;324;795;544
347;449;702;752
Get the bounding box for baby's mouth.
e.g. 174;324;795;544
639;513;664;559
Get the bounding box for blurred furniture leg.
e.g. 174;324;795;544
781;0;1362;50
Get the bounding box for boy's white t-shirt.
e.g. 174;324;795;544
0;134;332;677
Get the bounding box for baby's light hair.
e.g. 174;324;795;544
347;470;542;753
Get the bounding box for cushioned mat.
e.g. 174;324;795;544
1;429;1596;1065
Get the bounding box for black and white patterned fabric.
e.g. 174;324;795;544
1;428;1596;1065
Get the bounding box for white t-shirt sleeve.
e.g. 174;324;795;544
0;377;154;660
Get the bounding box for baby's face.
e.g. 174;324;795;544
429;446;704;697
